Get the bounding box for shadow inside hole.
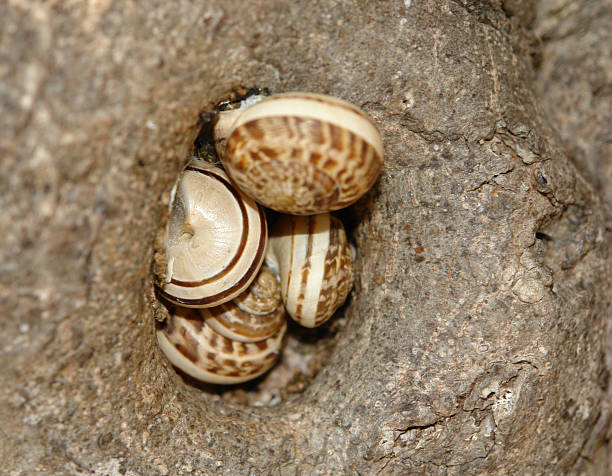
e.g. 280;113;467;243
537;204;595;271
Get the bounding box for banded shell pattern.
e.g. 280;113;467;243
266;213;354;328
203;266;285;342
159;158;267;308
157;266;286;384
214;92;383;215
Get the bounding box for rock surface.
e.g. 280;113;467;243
1;0;609;474
535;0;612;473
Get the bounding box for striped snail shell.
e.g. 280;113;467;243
158;158;267;308
266;213;354;328
204;266;285;342
157;266;286;384
213;92;383;215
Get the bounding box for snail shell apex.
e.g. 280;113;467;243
216;92;383;215
159;159;267;308
267;213;354;328
204;266;285;342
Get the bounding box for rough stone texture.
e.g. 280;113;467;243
1;1;609;475
535;1;612;474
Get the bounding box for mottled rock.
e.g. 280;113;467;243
0;0;609;474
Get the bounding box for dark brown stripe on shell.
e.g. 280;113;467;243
244;121;264;140
283;116;295;139
189;315;204;332
301;117;324;145
284;216;296;305
322;158;337;171
176;325;200;363
264;351;278;361
158;205;268;307
222;358;238;369
330;124;342;151
236;342;248;357
209;332;218;349
221;335;234;354
260;147;278;159
175;344;198;363
254;340;269;351
360;140;368;158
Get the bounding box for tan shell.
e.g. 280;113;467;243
266;213;354;328
157;307;286;385
158;158;267;308
214;92;383;215
203;266;286;342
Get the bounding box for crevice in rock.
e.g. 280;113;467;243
149;90;365;408
537;203;596;272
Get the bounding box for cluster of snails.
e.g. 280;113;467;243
155;92;383;384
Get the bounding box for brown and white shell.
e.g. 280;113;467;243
157;266;286;384
158;158;267;308
214;92;383;215
157;308;286;385
266;213;354;328
203;266;285;342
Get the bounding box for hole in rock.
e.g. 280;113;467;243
537;204;595;271
150;87;368;407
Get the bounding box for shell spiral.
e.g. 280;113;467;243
215;92;383;215
266;213;354;328
203;266;285;342
157;266;286;384
158;158;267;308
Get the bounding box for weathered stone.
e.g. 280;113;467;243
0;0;609;474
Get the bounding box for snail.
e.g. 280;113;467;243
157;266;287;384
154;90;378;383
266;213;354;328
213;92;383;215
203;266;286;341
157;158;267;308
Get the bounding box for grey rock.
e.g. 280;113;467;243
0;0;609;474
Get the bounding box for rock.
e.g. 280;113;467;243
0;1;608;473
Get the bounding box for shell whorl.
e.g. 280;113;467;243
157;307;286;385
204;266;285;342
157;265;286;384
267;213;354;328
158;158;267;308
215;92;383;215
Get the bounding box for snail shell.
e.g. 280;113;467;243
214;92;383;215
158;158;267;308
157;267;286;384
266;213;354;328
157;308;286;385
204;266;285;342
